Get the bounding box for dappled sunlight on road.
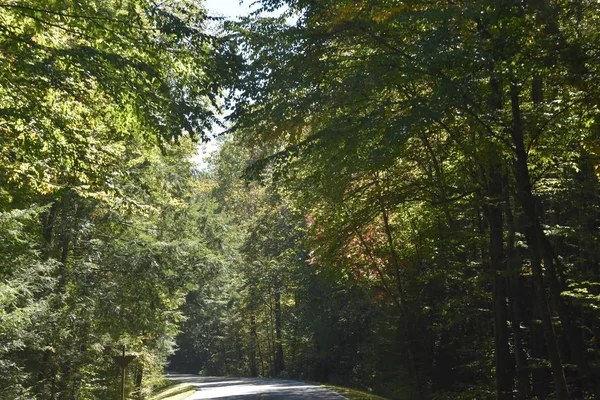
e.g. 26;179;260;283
167;374;348;399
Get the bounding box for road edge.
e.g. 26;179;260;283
150;382;196;400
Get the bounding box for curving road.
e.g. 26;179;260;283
167;373;348;400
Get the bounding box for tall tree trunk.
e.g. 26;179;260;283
274;288;285;375
250;315;258;377
503;178;531;399
40;196;69;399
290;292;299;374
266;299;275;375
486;165;514;400
509;80;569;399
541;237;587;394
258;330;265;377
526;1;587;388
531;298;550;400
487;74;514;400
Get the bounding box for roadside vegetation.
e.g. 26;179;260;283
150;382;196;400
2;0;600;399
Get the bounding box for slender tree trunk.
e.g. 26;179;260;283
509;80;569;399
540;236;588;385
352;190;425;400
250;315;258;377
40;196;69;399
531;299;550;400
274;288;285;375
380;204;426;400
527;4;585;374
487;74;514;400
266;299;275;375
503;179;531;399
258;330;265;377
135;364;143;400
487;166;514;400
291;292;299;373
42;201;60;246
541;239;587;395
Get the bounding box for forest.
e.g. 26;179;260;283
1;0;600;399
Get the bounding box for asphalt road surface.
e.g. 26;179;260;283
167;373;349;399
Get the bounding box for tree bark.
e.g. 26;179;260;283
274;288;285;375
250;315;258;377
509;80;569;399
503;179;531;399
486;165;514;400
487;74;514;400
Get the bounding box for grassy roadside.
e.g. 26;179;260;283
149;382;196;400
316;383;390;400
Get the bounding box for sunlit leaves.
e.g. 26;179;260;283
0;0;227;397
0;0;220;207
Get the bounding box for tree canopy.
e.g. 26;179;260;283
3;0;600;399
0;0;230;397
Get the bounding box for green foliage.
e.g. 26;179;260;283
0;0;220;207
0;0;228;398
204;0;600;398
0;207;58;398
4;0;600;398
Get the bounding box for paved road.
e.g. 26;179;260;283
167;373;348;399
